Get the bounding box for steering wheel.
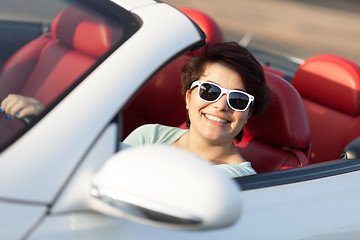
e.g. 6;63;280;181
0;100;36;126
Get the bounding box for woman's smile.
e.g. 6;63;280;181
203;113;231;124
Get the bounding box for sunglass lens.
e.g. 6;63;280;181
199;83;221;101
229;92;249;110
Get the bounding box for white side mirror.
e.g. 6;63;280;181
90;145;242;230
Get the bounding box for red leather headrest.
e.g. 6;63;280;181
292;54;360;116
180;8;223;54
51;3;123;58
245;72;310;149
262;64;285;78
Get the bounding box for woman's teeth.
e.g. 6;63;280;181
205;114;229;123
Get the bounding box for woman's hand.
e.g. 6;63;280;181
0;94;44;119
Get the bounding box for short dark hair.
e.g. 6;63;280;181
181;42;270;141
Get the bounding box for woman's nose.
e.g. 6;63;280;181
213;94;230;111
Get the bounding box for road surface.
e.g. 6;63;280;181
165;0;360;64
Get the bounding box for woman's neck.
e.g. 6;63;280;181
175;130;241;165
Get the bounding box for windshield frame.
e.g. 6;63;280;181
0;0;142;152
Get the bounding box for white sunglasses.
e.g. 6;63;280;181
190;81;254;111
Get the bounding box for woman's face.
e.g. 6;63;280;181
186;62;251;143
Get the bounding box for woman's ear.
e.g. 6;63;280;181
185;90;191;110
243;111;251;126
247;112;252;121
247;106;254;121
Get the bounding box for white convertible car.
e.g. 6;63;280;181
1;0;360;239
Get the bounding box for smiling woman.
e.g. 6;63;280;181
2;1;360;238
123;42;270;178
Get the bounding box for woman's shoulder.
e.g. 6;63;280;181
123;124;187;146
131;124;185;136
214;162;257;178
131;123;181;131
123;124;156;146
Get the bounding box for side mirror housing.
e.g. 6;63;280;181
90;145;242;230
340;136;360;160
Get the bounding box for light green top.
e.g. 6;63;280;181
123;124;256;178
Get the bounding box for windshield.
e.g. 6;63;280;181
0;0;140;151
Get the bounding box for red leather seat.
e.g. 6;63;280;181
292;54;360;163
0;3;122;104
262;64;286;78
235;72;311;173
0;3;123;145
122;8;223;138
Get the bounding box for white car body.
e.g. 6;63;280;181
0;0;359;239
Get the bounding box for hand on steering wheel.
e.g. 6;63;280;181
0;94;44;125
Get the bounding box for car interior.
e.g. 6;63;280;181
0;2;123;146
122;7;312;173
292;54;360;164
0;2;360;175
235;71;310;173
122;7;360;173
